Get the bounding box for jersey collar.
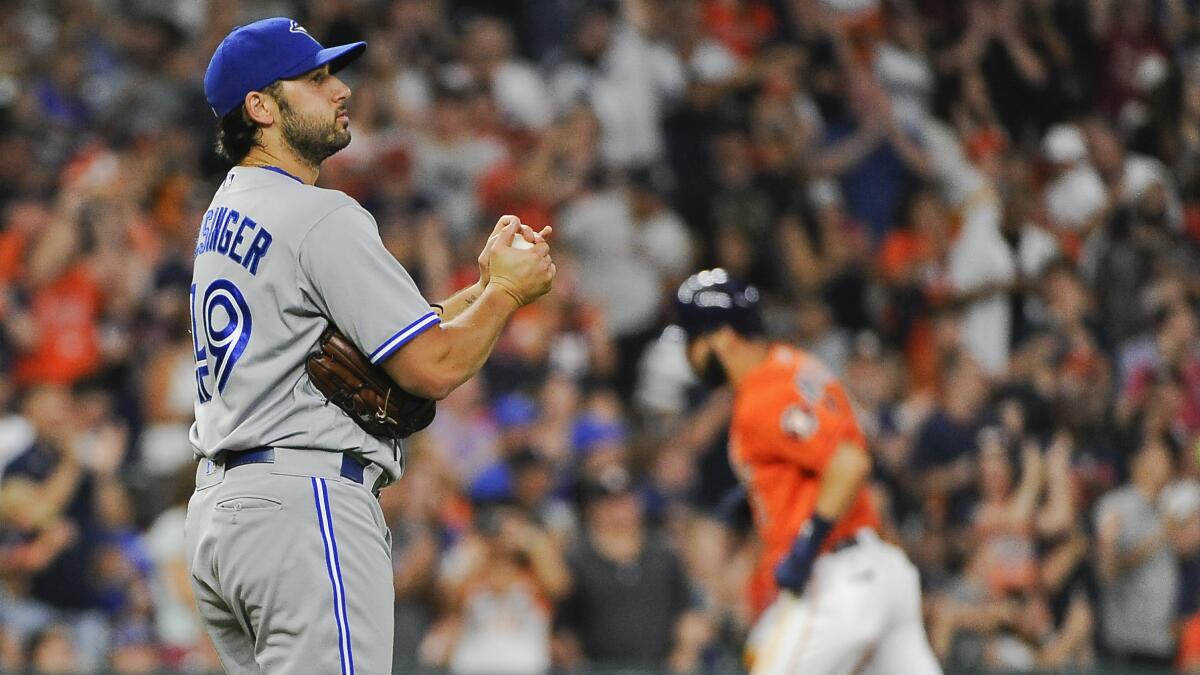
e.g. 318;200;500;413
255;165;305;184
737;344;799;393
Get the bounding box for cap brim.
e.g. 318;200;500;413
321;42;366;74
280;41;366;80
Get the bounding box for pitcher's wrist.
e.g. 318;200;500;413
486;278;524;308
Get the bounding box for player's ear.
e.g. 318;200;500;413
709;325;737;350
243;90;276;127
685;336;709;376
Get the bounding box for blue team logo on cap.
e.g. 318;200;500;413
204;17;367;118
289;20;319;44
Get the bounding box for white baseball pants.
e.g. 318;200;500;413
747;530;942;675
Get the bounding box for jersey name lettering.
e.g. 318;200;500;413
195;207;274;275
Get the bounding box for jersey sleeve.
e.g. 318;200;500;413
299;205;440;364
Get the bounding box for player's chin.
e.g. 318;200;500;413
328;129;352;151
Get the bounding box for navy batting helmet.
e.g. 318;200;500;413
673;268;764;341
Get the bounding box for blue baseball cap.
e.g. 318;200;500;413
204;17;366;117
571;415;628;455
493;393;539;429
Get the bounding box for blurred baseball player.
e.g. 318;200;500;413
188;18;553;674
674;269;940;675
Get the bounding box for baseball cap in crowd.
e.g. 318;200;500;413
468;463;513;504
1042;123;1087;164
493;393;539;429
571;415;628;455
204;17;366;117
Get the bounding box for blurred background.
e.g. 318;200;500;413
1;0;1200;673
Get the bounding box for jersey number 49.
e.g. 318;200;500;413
190;279;253;403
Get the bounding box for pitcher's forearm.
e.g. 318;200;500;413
384;284;519;399
435;284;521;388
433;281;484;322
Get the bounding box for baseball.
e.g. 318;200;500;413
511;234;535;250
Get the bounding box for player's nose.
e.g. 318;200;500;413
331;75;351;102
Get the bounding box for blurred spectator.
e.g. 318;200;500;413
795;294;852;376
26;623;81;675
1118;300;1200;441
778;179;873;332
1094;433;1179;668
556;170;666;399
423;500;569;674
451;16;554;131
550;2;686;167
921;118;1018;376
142;467;219;671
555;465;710;670
701;0;777;61
133;307;197;513
1040;123;1110;269
424;376;501;488
627;163;696;286
708;130;780;288
1092;0;1170;120
910;349;994;528
875;4;935;129
877;186;953;388
815;68;930;243
939;0;1059;140
0;383;132;671
408;83;507;241
8;193;106;387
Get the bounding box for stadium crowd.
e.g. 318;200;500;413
1;0;1200;672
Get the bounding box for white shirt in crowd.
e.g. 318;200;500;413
0;415;35;482
137;348;197;478
551;23;686;166
874;41;934;129
634;206;694;281
923;117;1017;376
949;187;1017;377
409;132;507;241
557;189;664;337
441;61;555;130
1044;161;1108;232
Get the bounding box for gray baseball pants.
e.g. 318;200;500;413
185;448;394;674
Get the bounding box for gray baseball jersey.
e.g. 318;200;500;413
188;166;438;484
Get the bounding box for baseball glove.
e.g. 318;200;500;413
305;325;436;440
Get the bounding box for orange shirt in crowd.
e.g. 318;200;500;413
877;229;947;289
0;230;25;283
729;345;879;615
477;161;555;235
701;0;777;60
1179;612;1200;671
13;264;103;385
877;229;952;391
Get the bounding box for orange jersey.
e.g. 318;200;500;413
730;344;879;614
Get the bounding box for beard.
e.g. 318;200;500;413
277;96;351;166
700;352;728;388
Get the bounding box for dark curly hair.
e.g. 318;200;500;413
214;81;282;165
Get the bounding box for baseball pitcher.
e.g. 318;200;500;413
186;18;553;674
673;269;941;675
